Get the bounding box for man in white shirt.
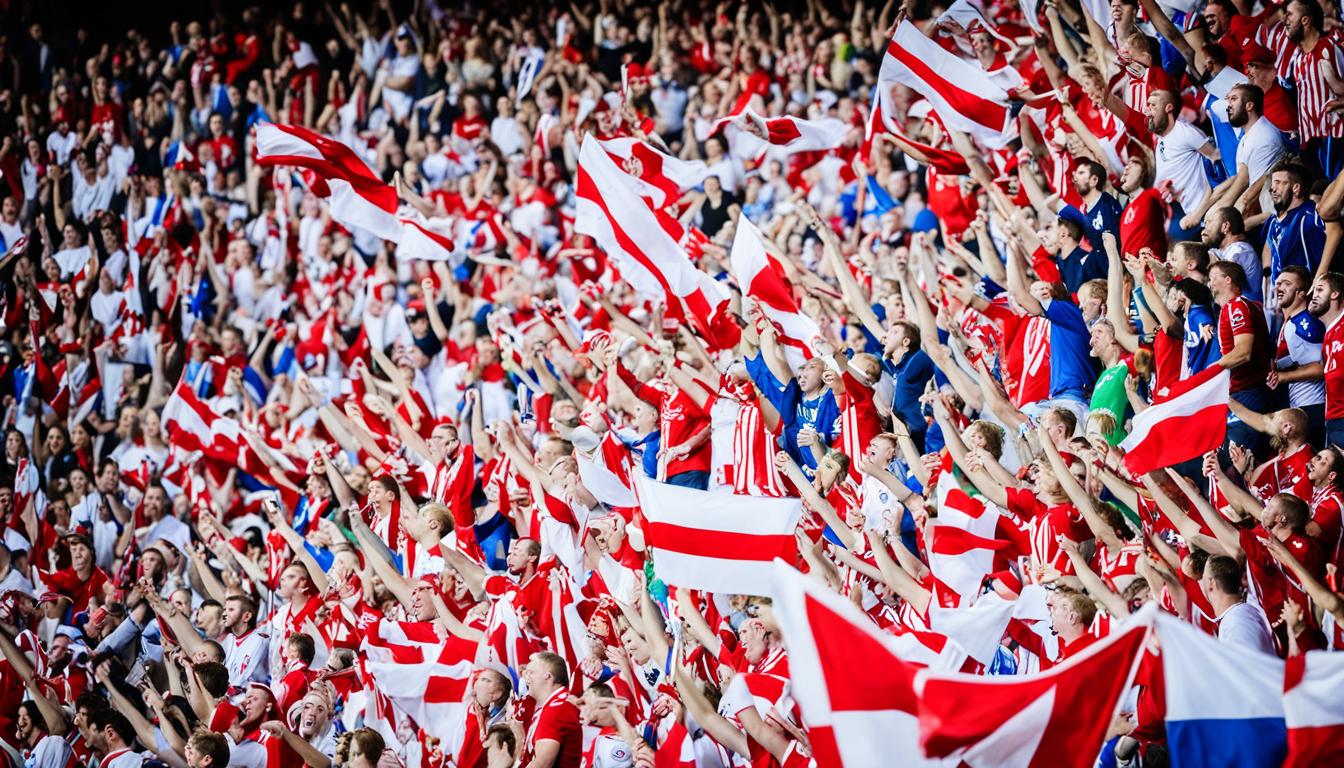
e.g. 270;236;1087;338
1202;554;1277;654
1203;206;1265;303
221;593;271;686
1185;83;1286;231
1146;89;1219;236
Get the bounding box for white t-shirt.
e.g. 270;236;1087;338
224;628;271;686
46;130;77;166
23;733;76;768
226;736;269;768
1213;241;1261;300
1154;121;1213;214
1215;600;1276;654
0;220;22;251
1237;116;1287;212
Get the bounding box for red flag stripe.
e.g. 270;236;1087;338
649;522;795;562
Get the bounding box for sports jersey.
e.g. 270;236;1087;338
1265;201;1327;283
1005;487;1090;575
1291;36;1344;140
224;628;271;686
1120;187;1168;259
1278;309;1327;408
1322;311;1344;419
1217;295;1272;393
1043;299;1096;400
1250;444;1314;504
523;688;582;768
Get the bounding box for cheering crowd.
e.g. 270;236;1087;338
4;0;1344;765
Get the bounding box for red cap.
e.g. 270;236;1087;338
209;701;240;733
1244;43;1275;67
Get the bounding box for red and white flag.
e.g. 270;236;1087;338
363;635;476;753
634;476;801;597
730;216;820;372
575;135;732;341
598;137;710;210
916;606;1154;768
256;123;454;259
878;21;1011;148
162;379;242;465
711;109;850;158
769;561;939;767
1285;651;1344;767
927;524;1009;608
1119;366;1229;475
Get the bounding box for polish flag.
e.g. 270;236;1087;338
916;606;1154;768
769;561;939;767
634;475;801;598
396;213;459;261
729;216;820;372
1284;651;1344;767
1119;366;1229;476
598;137;710;210
575;136;732;344
878;21;1011;148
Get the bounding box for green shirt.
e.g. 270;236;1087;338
1090;363;1131;445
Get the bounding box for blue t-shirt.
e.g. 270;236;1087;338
1184;303;1219;375
1079;192;1124;252
745;353;840;470
883;348;936;438
1266;201;1326;282
1057;246;1109;297
1043;299;1096;400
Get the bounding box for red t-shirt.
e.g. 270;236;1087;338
1217;295;1271;393
523;689;582;768
1120;187;1168;259
44;566;109;613
1005;487;1091;575
1250;444;1314;503
1324;312;1344;418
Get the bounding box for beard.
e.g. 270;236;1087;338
1288;23;1305;42
1269;433;1287;453
1228;106;1248;128
1274;195;1291;214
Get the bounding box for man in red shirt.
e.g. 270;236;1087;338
520;651;581;768
43;533;108;615
1309;272;1344;445
1211;261;1273;453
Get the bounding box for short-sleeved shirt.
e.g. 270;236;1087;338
1265;201;1327;283
1043;299;1096;400
1005;487;1090;575
1078;192;1124;252
1217;295;1272;393
1214;241;1263;303
1120;187;1168;259
1154;121;1213;213
1278;309;1327;408
1324;311;1344;419
1236;116;1287;187
523;688;582;768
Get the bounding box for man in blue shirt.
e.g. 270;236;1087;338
745;351;840;473
1009;244;1098;426
1172;278;1220;375
1264;162;1326;286
1055;207;1109;297
880;320;936;450
1070;159;1123;251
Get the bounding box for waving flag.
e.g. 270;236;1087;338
635;476;801;597
769;561;938;767
711;109;850;158
1157;612;1286;767
575;135;733;345
598;137;710;210
1120;366;1229;475
879;21;1011;147
729;217;820;372
917;606;1154;768
162;379;242;465
256;122;455;259
1285;651;1344;766
927;524;1010;608
363;635;476;754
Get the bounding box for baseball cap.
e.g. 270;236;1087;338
1244;43;1275;67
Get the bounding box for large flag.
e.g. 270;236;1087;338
597;137;710;210
878;21;1011;148
575;135;733;344
926;524;1009;608
1156;612;1287;768
729;217;821;372
1285;651;1344;767
362;634;476;754
255;123;454;259
1119;366;1230;475
635;476;801;597
916;606;1154;768
769;561;939;767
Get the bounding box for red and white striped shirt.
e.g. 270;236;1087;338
1291;36;1344;139
729;385;786;497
